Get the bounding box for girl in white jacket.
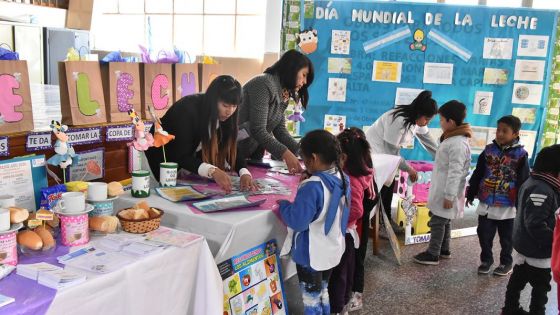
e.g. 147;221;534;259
413;100;472;265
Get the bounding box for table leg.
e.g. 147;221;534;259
371;211;379;255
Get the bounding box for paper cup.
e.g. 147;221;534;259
87;182;108;201
59;213;89;247
58;192;86;213
0;209;9;232
159;162;178;187
132;170;150;198
0;231;17;265
0;195;15;208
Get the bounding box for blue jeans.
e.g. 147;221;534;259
296;264;332;315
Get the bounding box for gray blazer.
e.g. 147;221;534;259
237;73;299;163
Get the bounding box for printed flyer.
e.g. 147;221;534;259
219;240;288;315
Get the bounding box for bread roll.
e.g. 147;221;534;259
17;230;43;250
9;207;29;224
34;226;55;249
107;181;125;197
148;208;161;219
135;201;150;212
90;216;118;233
133;209;149;220
118;209;148;220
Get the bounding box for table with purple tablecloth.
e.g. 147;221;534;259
0;232;222;315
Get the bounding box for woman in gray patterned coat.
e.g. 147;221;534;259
237;49;314;174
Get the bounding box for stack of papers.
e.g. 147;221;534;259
37;269;87;290
155;186;214;202
192;195;266;213
144;226;202;248
58;245;133;274
97;233;142;251
16;263;62;280
0;294;14;308
63;250;134;274
121;241;165;257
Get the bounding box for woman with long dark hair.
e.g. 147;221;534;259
237;49;314;174
365;90;439;224
146;75;253;193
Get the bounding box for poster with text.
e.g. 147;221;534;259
67;148;105;182
0;155;47;210
219;240;288;315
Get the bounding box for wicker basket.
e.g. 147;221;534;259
116;208;164;234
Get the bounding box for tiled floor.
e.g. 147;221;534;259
284;235;559;314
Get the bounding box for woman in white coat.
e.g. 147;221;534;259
365;90;439;225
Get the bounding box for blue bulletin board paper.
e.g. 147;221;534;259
292;1;558;161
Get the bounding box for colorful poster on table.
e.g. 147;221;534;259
219;240;288;315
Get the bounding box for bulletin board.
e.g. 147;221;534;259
282;0;558;161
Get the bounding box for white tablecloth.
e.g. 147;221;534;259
114;193;296;279
47;237;223;315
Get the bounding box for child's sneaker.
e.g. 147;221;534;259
440;250;451;259
478;262;492;274
413;251;439;265
347;292;363;312
493;264;513;276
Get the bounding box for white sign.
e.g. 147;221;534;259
66;127;102;145
395;88;423;106
106;125;134;142
511;83;543;106
423;63;454;85
26;132;52;151
331;30;351;55
0;137;8;157
473;91;494;115
483;38;513;60
514;59;545;82
517;35;549;57
327;78;347;102
519;130;538;157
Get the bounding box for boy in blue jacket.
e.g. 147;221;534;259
466;115;530;276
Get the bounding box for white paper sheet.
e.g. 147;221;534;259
327;78;347;102
394;88;424;107
423;63;454;85
517;35;549;58
0;159;36;210
514;59;545;82
511;83;544;106
519;130;538;157
331;30;351;55
473;91;494;115
483;38;513;60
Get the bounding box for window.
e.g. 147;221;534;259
444;0;479;5
532;0;560;10
486;0;522;7
91;0;267;58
